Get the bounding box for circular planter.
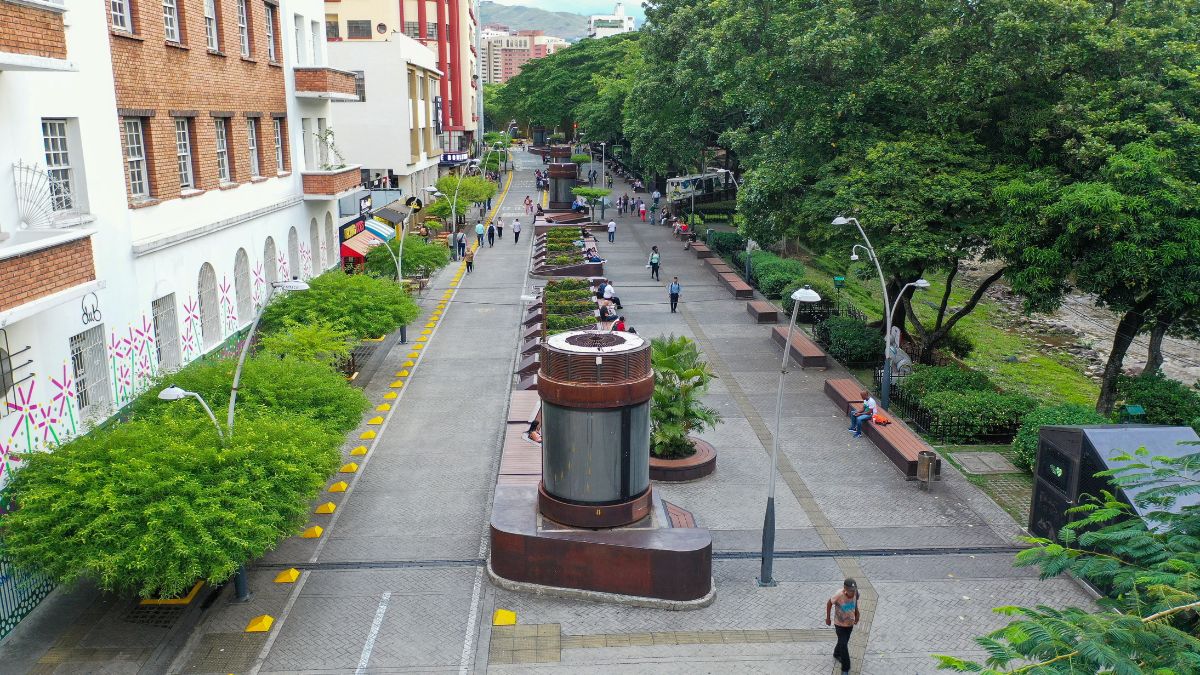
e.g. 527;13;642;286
649;437;716;482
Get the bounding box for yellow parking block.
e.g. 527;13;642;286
421;329;433;335
340;462;359;473
315;502;336;515
416;337;427;343
274;569;300;584
376;403;391;412
492;609;517;626
407;351;420;358
360;430;377;439
328;481;348;492
300;525;323;539
383;392;398;400
368;416;384;425
413;344;424;350
390;381;405;388
351;445;368;456
403;360;415;367
246;615;274;632
425;322;437;328
396;370;410;377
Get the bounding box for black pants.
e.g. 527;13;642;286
466;260;473;273
650;263;660;281
476;234;484;246
497;227;503;239
834;625;853;672
608;231;615;243
670;293;679;312
488;233;495;246
514;231;521;243
457;242;466;257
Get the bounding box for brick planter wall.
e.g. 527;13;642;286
0;1;66;60
0;236;95;312
294;67;358;98
301;166;362;196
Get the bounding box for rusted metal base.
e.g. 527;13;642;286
538;481;653;529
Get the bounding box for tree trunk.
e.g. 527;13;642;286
1096;306;1149;415
906;266;1006;365
1145;320;1169;374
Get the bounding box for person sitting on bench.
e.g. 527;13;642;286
848;390;877;438
526;420;542;444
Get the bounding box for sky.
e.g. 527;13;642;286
487;0;647;21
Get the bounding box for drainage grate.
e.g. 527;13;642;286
122;604;186;628
180;632;266;673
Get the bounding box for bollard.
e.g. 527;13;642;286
917;450;936;491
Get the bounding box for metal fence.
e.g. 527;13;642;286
0;551;54;641
882;381;1023;444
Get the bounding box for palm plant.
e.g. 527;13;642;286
650;335;721;459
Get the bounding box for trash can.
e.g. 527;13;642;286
917;451;937;490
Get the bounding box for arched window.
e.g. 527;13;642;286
308;217;320;278
197;263;220;349
264;237;279;285
324;211;336;267
234;248;252;323
287;226;300;280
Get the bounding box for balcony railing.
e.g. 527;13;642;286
293;66;359;101
300;164;363;199
0;0;72;72
10;161;91;231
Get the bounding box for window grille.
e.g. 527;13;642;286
151;294;181;371
69;325;112;417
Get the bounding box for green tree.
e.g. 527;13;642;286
364;236;450;280
259;319;354;370
571;186;611;223
937;446;1200;673
260;270;419;339
650;336;721;459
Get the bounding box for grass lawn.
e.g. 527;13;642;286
938;444;1033;526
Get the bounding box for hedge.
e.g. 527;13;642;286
900;365;994;398
1011;404;1111;472
920;390;1038;444
1117;371;1200;431
708;231;746;256
822;317;880;364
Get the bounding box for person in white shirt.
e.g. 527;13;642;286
495;217;504;240
607;220;617;243
849;390;877;437
603;282;622;310
512;218;522;244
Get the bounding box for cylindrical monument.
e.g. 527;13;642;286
537;330;654;528
547;163;577;210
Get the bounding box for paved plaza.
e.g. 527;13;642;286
0;151;1095;674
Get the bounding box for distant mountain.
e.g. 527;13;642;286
479;1;590;41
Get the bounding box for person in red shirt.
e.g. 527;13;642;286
614;316;627;332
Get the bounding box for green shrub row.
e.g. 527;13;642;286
900;365;994;398
920;391;1039;444
1011;404;1111;472
822;317;881;365
261;271;419;340
708;231;746;257
1117;371;1200;431
750;251;807;298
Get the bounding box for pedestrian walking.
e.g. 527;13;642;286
475;221;485;247
607;219;617;243
495;217;504;240
456;230;467;258
652;189;661;208
825;579;860;675
487;222;496;247
647;246;661;281
639;201;647;222
512;218;522;243
525;196;533;214
668;277;681;313
464;248;475;273
606;174;613;188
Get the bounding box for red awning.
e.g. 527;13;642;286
340;230;385;259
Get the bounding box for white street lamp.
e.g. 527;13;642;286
834;215;897;409
759;284;822;587
158;386;224;443
885;278;931;373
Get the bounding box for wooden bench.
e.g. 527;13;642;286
823;378;942;481
718;273;754;299
690;243;714;259
770;325;827;368
704;257;735;278
747;300;778;324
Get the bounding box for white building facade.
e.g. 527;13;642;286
587;3;636;39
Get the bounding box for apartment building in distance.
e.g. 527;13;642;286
324;0;479;152
0;0;355;492
587;2;636;39
481;27;566;84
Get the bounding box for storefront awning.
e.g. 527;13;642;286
374;205;409;225
340;229;386;259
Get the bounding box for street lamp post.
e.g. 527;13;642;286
599;141;608;220
759;284;822;587
222;277;308;602
158;386;225;443
834;215;897;409
884;278;931;379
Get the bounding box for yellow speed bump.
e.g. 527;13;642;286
360;430;377;439
368;416;384;425
413;344;424;350
375;404;391;412
425;322;437;329
315;502;336;514
340;462;359;473
329;481;348;492
383;392;398;400
403;360;415;367
396;370;410;377
416;337;427;343
407;351;420;358
492;609;517;626
421;329;432;335
300;525;323;539
351;445;369;456
274;568;300;583
246;615;275;632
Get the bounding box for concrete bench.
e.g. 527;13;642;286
747;300;778;324
823;378;942;481
703;257;735;278
690;243;714;259
770;325;827;368
718;273;754;299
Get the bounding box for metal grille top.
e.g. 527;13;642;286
542;330;650;384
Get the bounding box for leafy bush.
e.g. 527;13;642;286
900;365;994;398
0;410;340;597
364;237;451;280
651;336;721;459
920;390;1038;444
708;231;746;256
545;301;594;316
570;153;593;165
546;315;595;332
822;317;881;365
546;278;591;291
261;271;419;339
134;355;369;433
780;280;836;315
1011;404;1111;472
749;251;805;285
757;272;794;299
259;319;355;369
1117;371;1200;429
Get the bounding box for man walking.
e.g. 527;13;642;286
487;221;496;247
652;189;661;208
668;277;681;313
495;217;504;240
512;218;522;243
607;219;617;243
825;578;860;675
647;246;661;281
464;248;475;273
475;221;485;247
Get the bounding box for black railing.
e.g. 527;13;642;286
882;381;1023;444
0;551;54;640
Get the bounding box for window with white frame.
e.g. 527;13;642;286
123;118;150;199
246;118;260;176
69;325;112;417
204;0;219;50
41;119;75;211
111;0;133;31
273;118;284;172
214;118;231;182
197;263;221;348
237;0;250;57
265;3;278;61
300;118;312;169
310;20;321;65
294;14;306;65
151;294;181;371
174;118;194;189
163;0;181;42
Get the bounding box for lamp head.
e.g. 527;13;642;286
274;279;310;292
850;253;860;262
791;285;822;304
914;278;931;290
158;385;190;401
832;215;850;226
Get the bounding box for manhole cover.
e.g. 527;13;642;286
180;632;267;673
957;452;1018;475
123;604;185;628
